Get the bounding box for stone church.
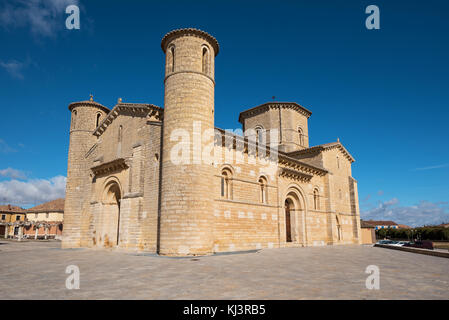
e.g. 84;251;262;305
62;28;362;256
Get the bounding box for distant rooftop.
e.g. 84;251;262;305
0;205;26;213
27;198;65;213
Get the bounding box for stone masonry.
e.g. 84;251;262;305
62;28;362;256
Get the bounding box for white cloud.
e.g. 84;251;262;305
413;163;449;171
0;139;17;153
0;168;27;180
0;0;79;37
361;198;449;227
0;176;66;206
0;60;26;79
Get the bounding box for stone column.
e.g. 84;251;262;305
18;226;23;241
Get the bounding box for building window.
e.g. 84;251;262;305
254;126;264;144
118;125;123;143
46;213;49;219
259;176;268;204
35;213;38;219
339;189;342;200
221;169;232;199
166;45;175;74
96;113;101;128
1;214;5;220
313;188;320;210
298;127;303;146
202;46;210;75
337;156;340;169
72;110;77;129
16;215;20;221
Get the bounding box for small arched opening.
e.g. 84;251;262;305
202;46;210;75
101;180;122;247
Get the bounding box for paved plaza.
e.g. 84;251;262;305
0;240;448;300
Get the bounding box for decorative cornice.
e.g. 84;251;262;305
279;167;313;182
214;127;328;177
91;158;129;176
161;28;219;56
288;142;355;163
238;102;312;124
68;100;110;114
93;103;163;137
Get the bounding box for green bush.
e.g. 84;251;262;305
376;226;449;241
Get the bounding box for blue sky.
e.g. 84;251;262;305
0;0;448;226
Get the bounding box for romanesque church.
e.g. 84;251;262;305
62;28;362;256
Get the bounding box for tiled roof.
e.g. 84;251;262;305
238;102;312;124
364;220;398;226
27;198;65;213
0;205;26;213
287;141;355;163
161;28;220;56
360;220;375;228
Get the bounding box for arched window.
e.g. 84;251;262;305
254;126;264;144
96;113;101;128
339;189;342;200
166;45;175;74
259;177;268;203
202;46;210;75
221;169;232;199
171;46;175;72
337;156;340;169
118;125;123;143
298;127;303;146
72;110;77;129
313;188;320;210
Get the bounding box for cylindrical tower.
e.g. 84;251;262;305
159;28;219;255
62;96;109;248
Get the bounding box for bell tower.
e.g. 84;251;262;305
159;28;219;255
62;95;109;248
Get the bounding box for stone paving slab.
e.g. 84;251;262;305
0;240;448;300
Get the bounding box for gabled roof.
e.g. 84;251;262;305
238;102;312;124
93;102;163;137
0;205;26;213
287;141;355;163
27;198;65;213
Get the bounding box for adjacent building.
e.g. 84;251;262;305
363;220;399;230
0;205;27;239
360;220;376;244
24;199;64;240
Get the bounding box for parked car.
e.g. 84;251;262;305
403;240;434;250
390;241;409;247
376;240;395;245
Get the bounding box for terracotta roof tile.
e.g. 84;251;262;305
27;198;65;213
0;205;26;213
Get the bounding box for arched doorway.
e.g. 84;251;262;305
285;199;293;242
284;186;306;245
100;180;122;247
